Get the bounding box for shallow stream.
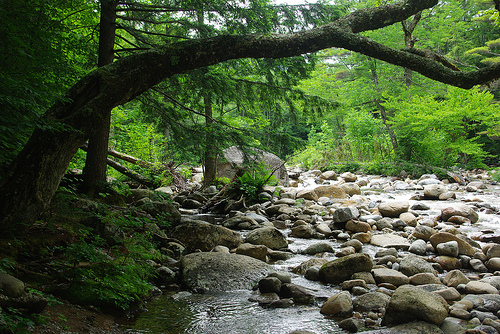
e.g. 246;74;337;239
122;178;500;334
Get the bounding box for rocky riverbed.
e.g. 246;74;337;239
125;168;500;334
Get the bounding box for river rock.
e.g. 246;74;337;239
292;258;329;275
319;253;373;284
222;216;260;230
383;285;449;326
399;254;437;276
436;241;459;257
341;172;357;182
170;220;243;252
409;273;441;285
485;244;500;260
320;170;338;180
296;189;318;202
409;239;427;256
470;258;489;273
259;276;282;294
345;220;371;234
486;258;500;271
370;234;410;250
320;291;353;317
440;204;479;224
378;201;409;218
314;185;346;199
412;225;434;241
434;287;461;302
0;273;24;298
290;224;317;238
411;202;431;210
246;227;288;250
423;184;448;199
352;291;391;312
429;232;476;257
180;252;272;292
340;183;361;196
341;239;363;252
280;283;316;305
236;243;268;262
399;212;417;227
303;242;334;255
332;206;359;223
432;256;462;271
464;281;499;294
352;232;371;243
315;223;332;236
372;268;409;287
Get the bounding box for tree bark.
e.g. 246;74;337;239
83;0;117;196
402;12;422;87
3;0;500;235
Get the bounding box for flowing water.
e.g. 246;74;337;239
122;177;500;334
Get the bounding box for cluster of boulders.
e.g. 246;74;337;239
141;168;500;333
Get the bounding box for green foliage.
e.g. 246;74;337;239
229;162;277;203
491;170;500;182
0;307;36;334
386;87;499;168
65;262;154;310
0;0;98;173
0;258;15;273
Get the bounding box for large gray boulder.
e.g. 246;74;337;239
170;220;243;252
246;227;288;250
319;253;373;284
217;146;288;185
180;252;272;292
383;285;449;326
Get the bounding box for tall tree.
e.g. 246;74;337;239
83;0;118;196
4;0;500;235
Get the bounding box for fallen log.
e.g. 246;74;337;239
80;144;157;188
105;158;157;188
107;147;155;168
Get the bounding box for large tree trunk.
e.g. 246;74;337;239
3;0;499;236
83;0;117;196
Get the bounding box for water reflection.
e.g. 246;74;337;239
126;290;342;334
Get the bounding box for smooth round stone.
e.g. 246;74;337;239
432;256;462;271
443;270;470;287
464;281;499;294
486;258;500;271
409;273;441;285
436;241;459;258
433;287;461;302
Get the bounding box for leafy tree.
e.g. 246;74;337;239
0;0;98;176
5;0;500;236
386;87;500;167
